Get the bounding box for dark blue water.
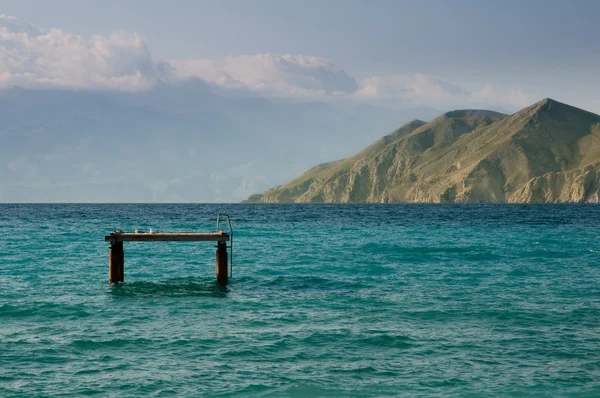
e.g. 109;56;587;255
1;204;600;396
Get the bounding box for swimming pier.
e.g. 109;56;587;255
104;214;233;285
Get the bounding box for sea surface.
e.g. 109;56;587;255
1;204;600;397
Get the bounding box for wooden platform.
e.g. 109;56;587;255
104;230;230;285
105;231;230;243
104;214;233;285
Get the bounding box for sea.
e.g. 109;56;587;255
1;204;599;397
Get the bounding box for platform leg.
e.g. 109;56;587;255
109;241;124;283
216;241;228;285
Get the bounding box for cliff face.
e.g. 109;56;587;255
248;99;600;203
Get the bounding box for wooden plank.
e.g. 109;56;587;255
105;232;229;242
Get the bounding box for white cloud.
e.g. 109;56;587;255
173;55;529;110
0;15;172;91
356;73;529;110
170;54;358;97
0;15;40;36
0;15;531;110
357;73;467;104
469;84;534;109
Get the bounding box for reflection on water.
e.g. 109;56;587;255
107;277;229;298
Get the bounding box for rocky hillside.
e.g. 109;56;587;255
247;99;600;203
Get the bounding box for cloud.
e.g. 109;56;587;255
170;54;358;97
0;15;40;36
173;55;529;110
0;15;530;110
356;73;530;110
356;73;465;104
0;15;172;91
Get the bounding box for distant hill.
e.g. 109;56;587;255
247;99;600;203
0;83;440;202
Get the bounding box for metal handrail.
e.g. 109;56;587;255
216;213;233;277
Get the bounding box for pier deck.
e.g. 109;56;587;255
104;215;233;285
105;231;230;242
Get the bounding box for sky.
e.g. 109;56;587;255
1;0;599;202
0;0;599;112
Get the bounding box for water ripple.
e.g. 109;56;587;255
1;204;600;396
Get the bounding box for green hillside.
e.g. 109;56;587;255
248;99;600;203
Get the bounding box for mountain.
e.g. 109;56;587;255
0;82;440;202
247;99;600;203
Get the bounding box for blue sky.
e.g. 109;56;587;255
0;0;599;112
0;0;599;202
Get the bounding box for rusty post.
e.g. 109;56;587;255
109;241;124;283
216;240;228;285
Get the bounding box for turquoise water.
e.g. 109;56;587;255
1;204;600;397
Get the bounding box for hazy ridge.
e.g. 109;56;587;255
0;84;438;202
